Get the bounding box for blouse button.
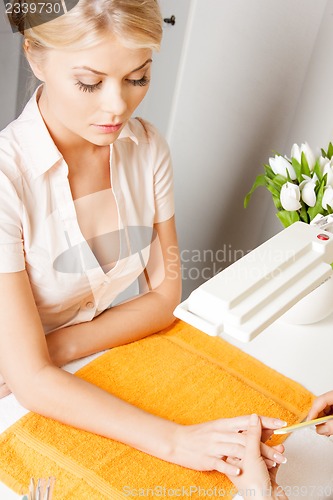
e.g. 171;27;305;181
86;301;95;309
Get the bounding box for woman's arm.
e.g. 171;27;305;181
0;266;286;475
0;268;178;456
46;216;182;366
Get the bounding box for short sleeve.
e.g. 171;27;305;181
145;122;175;223
0;170;25;272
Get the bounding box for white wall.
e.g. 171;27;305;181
135;0;191;137
286;0;333;149
165;0;327;298
260;0;333;242
0;3;21;130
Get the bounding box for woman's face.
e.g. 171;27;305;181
34;35;153;147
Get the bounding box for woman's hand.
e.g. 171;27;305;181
170;415;287;476
226;414;288;499
307;390;333;436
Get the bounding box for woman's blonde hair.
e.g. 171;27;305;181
9;0;162;60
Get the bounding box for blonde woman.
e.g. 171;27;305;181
0;0;286;476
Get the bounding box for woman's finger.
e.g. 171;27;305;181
261;442;287;465
308;392;333;420
315;422;333;436
213;431;246;446
212;457;241;476
212;415;286;433
263;458;277;469
269;443;285;460
209;443;245;461
260;415;287;430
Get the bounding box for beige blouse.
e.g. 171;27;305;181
0;88;174;333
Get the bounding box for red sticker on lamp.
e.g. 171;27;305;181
317;233;330;241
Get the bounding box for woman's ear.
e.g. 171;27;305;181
24;39;46;82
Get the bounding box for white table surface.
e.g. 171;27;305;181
0;314;333;499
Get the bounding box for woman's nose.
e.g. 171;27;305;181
101;84;127;117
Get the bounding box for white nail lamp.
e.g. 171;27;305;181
173;217;333;342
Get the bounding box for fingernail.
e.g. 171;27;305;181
250;413;259;425
274;453;287;464
235;468;241;475
272;462;276;467
275;419;287;427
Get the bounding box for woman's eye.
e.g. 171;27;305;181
75;81;102;93
127;75;150;87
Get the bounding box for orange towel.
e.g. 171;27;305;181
0;320;314;499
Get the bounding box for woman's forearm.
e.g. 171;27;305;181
47;288;179;365
24;364;178;460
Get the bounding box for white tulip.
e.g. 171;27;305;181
322;186;333;210
299;174;318;207
319;156;330;169
269;155;296;180
290;142;316;170
290;144;301;163
280;182;302;211
322;162;333;187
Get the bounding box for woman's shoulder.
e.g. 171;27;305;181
0;89;61;181
0;120;23;181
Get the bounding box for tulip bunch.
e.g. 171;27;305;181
244;142;333;227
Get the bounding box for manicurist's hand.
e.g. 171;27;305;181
169;415;287;476
307;390;333;436
226;414;288;499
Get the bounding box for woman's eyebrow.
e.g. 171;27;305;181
130;58;153;72
72;59;153;76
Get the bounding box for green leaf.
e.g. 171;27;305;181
328;142;333;160
266;182;280;198
313;159;323;181
270;174;289;189
291;157;302;183
301;151;311;177
272;195;282;210
322;142;333;160
299;203;309;223
264;164;276;180
244;174;266;208
276;210;300;228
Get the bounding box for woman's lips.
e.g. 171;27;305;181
92;123;123;133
